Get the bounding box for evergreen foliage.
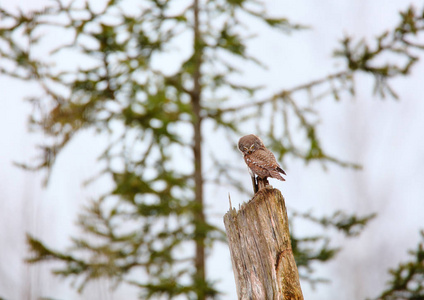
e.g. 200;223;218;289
373;230;424;300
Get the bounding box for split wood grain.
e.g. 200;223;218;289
224;187;303;300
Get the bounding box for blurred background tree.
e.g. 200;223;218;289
373;230;424;300
0;0;423;299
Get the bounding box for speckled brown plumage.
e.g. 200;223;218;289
238;134;286;181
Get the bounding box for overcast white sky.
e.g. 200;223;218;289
1;0;424;299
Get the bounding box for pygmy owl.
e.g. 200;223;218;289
238;134;286;182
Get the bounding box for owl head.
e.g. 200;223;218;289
238;134;265;155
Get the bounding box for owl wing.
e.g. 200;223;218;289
245;148;286;181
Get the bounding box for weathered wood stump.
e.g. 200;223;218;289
223;187;303;300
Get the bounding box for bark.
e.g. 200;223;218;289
224;187;303;300
192;0;206;299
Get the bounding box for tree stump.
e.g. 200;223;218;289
223;187;303;300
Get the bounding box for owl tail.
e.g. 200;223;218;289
277;166;286;176
270;169;286;181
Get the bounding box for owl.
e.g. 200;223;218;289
238;134;286;185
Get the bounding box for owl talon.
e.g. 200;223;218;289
257;177;269;191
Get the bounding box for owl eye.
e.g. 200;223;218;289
250;144;254;149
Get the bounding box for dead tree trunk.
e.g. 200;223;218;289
223;187;304;300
